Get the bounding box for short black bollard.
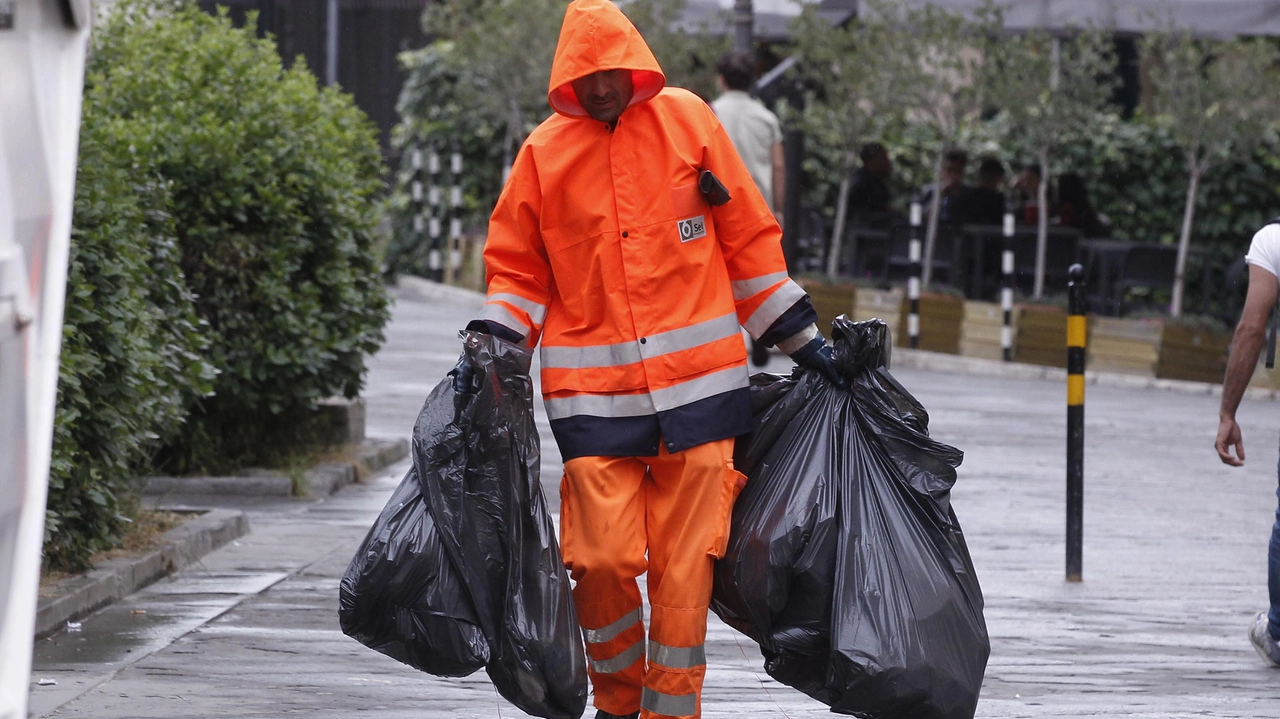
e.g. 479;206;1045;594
1066;263;1086;582
908;201;922;350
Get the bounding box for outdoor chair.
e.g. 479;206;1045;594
1013;228;1082;296
1111;244;1177;316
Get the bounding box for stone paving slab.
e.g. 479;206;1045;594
35;509;249;640
31;284;1280;718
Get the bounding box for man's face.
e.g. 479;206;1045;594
868;151;892;179
942;160;965;187
572;69;635;124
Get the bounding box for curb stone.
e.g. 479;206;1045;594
36;509;249;639
144;437;409;498
889;347;1275;400
395;275;485;304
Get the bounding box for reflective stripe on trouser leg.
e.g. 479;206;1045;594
562;455;650;715
641;438;739;718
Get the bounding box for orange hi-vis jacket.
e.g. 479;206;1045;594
475;0;816;460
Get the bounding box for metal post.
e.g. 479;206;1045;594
1066;263;1086;582
410;147;425;260
427;144;442;281
1001;206;1016;362
733;0;753;54
908;201;923;350
325;0;338;87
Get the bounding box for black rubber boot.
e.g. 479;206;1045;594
594;711;640;719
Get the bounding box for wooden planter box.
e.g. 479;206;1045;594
1088;317;1163;377
1014;304;1068;368
896;292;963;354
852;287;903;342
960;300;1013;361
1158;324;1230;384
1249;357;1280;390
800;280;859;335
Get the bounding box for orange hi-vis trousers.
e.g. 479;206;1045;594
559;438;745;719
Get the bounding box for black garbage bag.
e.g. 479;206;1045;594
338;462;490;676
340;331;587;719
712;316;989;719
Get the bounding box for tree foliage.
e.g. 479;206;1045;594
1142;30;1280;316
987;29;1116;297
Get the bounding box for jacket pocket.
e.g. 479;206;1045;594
670;183;710;244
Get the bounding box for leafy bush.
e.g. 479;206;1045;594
48;111;215;570
88;0;390;472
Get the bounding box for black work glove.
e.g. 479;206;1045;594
790;335;848;389
451;352;481;396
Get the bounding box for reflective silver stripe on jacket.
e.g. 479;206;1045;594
544;391;656;421
487;292;547;324
641;687;697;717
539;312;741;370
731;271;788;301
649;365;748;412
648;640;705;669
743;279;807;338
589;639;645;674
544;365;749;420
478;302;531;335
582;607;643;644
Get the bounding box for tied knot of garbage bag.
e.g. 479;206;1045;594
829;315;891;380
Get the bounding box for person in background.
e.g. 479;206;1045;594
711;51;785;366
1013;163;1044;225
844;141;894;228
916;148;969;223
952;156;1007;226
1215;216;1280;669
711;51;784;222
1056;172;1111;238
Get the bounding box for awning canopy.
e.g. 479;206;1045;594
687;0;1280;38
890;0;1280;37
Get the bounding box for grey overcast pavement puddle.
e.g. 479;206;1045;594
29;571;288;716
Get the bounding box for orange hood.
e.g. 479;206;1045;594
547;0;666;118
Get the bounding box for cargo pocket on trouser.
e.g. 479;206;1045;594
558;473;575;573
708;463;747;559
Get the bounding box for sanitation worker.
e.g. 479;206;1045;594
452;2;840;717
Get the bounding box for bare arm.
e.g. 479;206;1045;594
771;142;785;220
1217;264;1279;465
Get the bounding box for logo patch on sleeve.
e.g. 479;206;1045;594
677;215;707;242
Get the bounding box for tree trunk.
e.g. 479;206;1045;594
1171;166;1202;318
922;151;945;287
502;95;523;184
826;155;855;279
1033;149;1050;300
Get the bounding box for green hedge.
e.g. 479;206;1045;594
48;0;389;568
49;113;215;570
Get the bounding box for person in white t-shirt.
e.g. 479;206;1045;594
711;52;785;367
710;52;784;221
1216;219;1280;667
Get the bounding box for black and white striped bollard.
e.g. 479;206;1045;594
908;201;922;350
1001;209;1016;362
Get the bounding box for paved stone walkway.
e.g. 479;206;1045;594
29;286;1280;718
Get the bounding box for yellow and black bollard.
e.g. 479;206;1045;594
1066;263;1086;582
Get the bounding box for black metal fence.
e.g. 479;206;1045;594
197;0;431;158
